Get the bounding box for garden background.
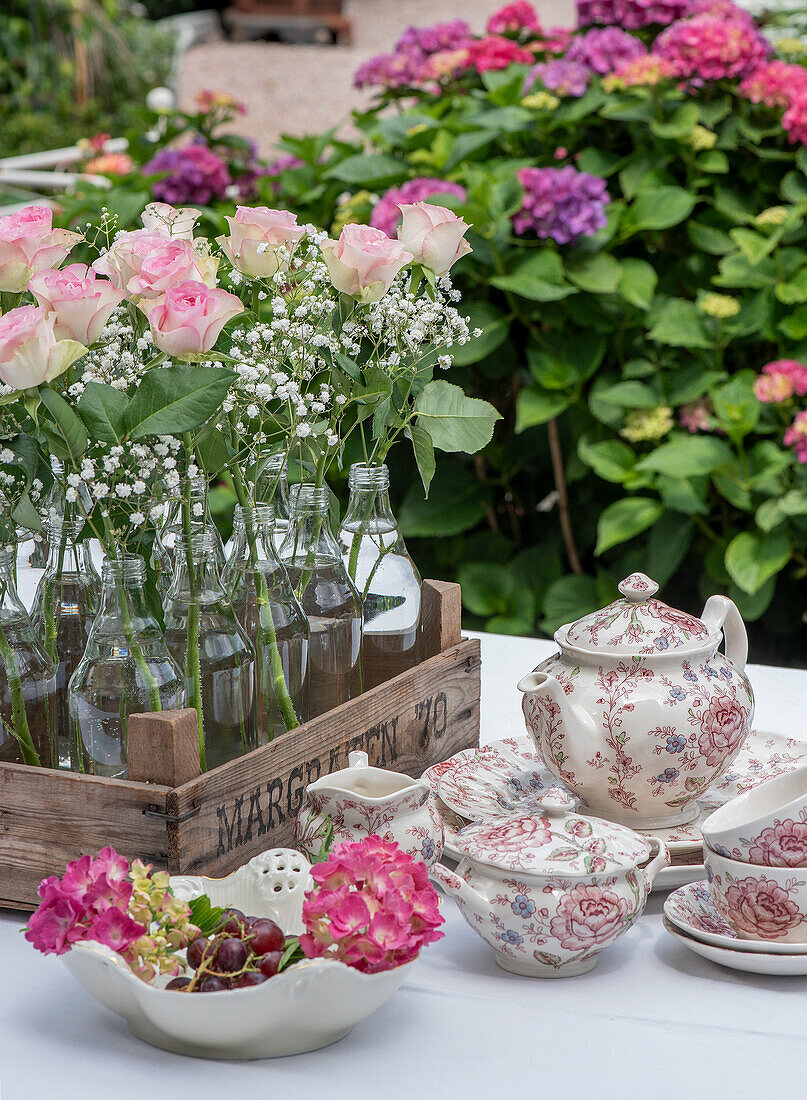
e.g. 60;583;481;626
4;0;807;666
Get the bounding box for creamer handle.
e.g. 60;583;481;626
701;594;748;672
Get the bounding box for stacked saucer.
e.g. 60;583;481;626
664;764;807;974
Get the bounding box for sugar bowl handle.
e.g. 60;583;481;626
641;837;670;893
701;595;748;672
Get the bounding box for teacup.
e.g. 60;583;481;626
705;848;807;944
702;763;807;867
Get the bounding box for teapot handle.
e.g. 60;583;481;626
701;595;748;672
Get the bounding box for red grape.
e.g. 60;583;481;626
258;951;282;978
234;971;267;988
187;937;211;970
165;976;191;991
198;975;230;992
249;918;284;955
215;937;250;973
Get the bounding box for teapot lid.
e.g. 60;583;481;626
559;572;711;656
452;789;652;877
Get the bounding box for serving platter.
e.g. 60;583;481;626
662;917;807;977
424;731;807;892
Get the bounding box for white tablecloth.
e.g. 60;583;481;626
2;630;807;1100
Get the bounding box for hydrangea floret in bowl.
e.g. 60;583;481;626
25;838;443;1059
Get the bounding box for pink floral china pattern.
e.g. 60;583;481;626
714;813;807;868
427;743;549;823
519;574;755;829
663;881;807;954
706;849;807;944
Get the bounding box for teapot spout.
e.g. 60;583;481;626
518;669;598;745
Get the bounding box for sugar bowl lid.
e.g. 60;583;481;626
558;572;711;656
453;789;652;877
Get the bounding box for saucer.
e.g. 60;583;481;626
663;917;807;976
664;880;807;954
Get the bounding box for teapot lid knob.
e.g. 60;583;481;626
534;787;578;816
618;572;659;603
348;750;369;768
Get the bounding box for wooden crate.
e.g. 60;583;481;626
0;581;479;910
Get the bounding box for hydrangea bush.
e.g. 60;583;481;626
259;0;807;659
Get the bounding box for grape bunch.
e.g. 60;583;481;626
165;908;291;992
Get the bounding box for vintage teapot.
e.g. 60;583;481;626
432;788;669;977
518;573;754;830
294;750;443;866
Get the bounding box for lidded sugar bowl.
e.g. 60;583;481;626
432;788;669;977
518;572;754;830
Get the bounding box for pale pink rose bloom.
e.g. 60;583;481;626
217;206;305;278
0;205;82;293
0;305;86;390
320;224;413;303
28;263;125;345
140;201;202;240
147;279;244;356
92;230;215;298
397;201;472;276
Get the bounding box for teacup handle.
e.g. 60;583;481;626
702;594;748;672
641;837;670;892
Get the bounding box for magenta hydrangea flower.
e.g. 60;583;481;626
299;836;444;974
396;20;472;57
526;58;591;97
577;0;693;29
464;35;534;72
754;360;807;403
144;143;231;206
655;13;770;81
784;410;807;462
370;177;467;237
566;27;647;74
784;93;807;145
486;1;542;35
513;165;610;243
354;21;472;89
740;60;807;110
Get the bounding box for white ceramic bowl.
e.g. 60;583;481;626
702;763;807;866
705;848;807;944
60;849;413;1059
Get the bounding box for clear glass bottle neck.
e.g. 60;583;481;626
99;556;152;619
0;544;23;611
168;529;226;599
343;463;395;527
282;486;341;563
229;503;280;568
43;517;98;577
255;451;290;520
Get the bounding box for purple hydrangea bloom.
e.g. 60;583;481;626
577;0;694;29
265;153;305;176
526;58;591;97
566;26;647;73
354;51;424;89
395;21;472;57
513;166;610;244
354;21;471;89
144;143;231;206
370;177;468;238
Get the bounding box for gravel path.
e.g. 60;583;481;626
179;0;574;154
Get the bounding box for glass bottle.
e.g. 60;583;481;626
0;544;57;768
164;528;256;771
68;555;186;779
223;503;309;743
31;515;101;770
29;464;65;569
164;475;227;572
255;449;291;553
338;463;422;690
280;484;362;717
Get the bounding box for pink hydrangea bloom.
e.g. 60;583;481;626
577;0;693;29
784;410;807;462
739;61;807;108
527;58;591;96
566;27;647;74
299;836;444;974
679;399;714;432
754;360;807;403
608;54;677;87
783;93;807;145
464;35;534;72
354;21;472;89
486;1;542;35
370;177;467;238
655;13;769;81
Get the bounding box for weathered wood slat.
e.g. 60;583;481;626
421;580;462;659
0;765;170;908
166;638;480;877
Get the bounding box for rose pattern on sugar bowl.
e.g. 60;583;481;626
518;573;754;830
294;751;443;867
431;788;669;977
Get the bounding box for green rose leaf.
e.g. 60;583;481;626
124;365;236;440
595;497;664;555
407;423;436;497
725;530;792;595
39;387;88;463
415;380;501;454
78;383;128;445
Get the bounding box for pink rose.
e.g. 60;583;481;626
0;205;82;293
141;202;202;240
749;820;807;868
722;875;803;939
549;883;629;951
397;201;472;276
0;305;86;390
28;263;125;345
147;279;244;356
320;224;413;303
217;206;305;277
474;815;552;853
93;230;216;298
697;694;748;768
